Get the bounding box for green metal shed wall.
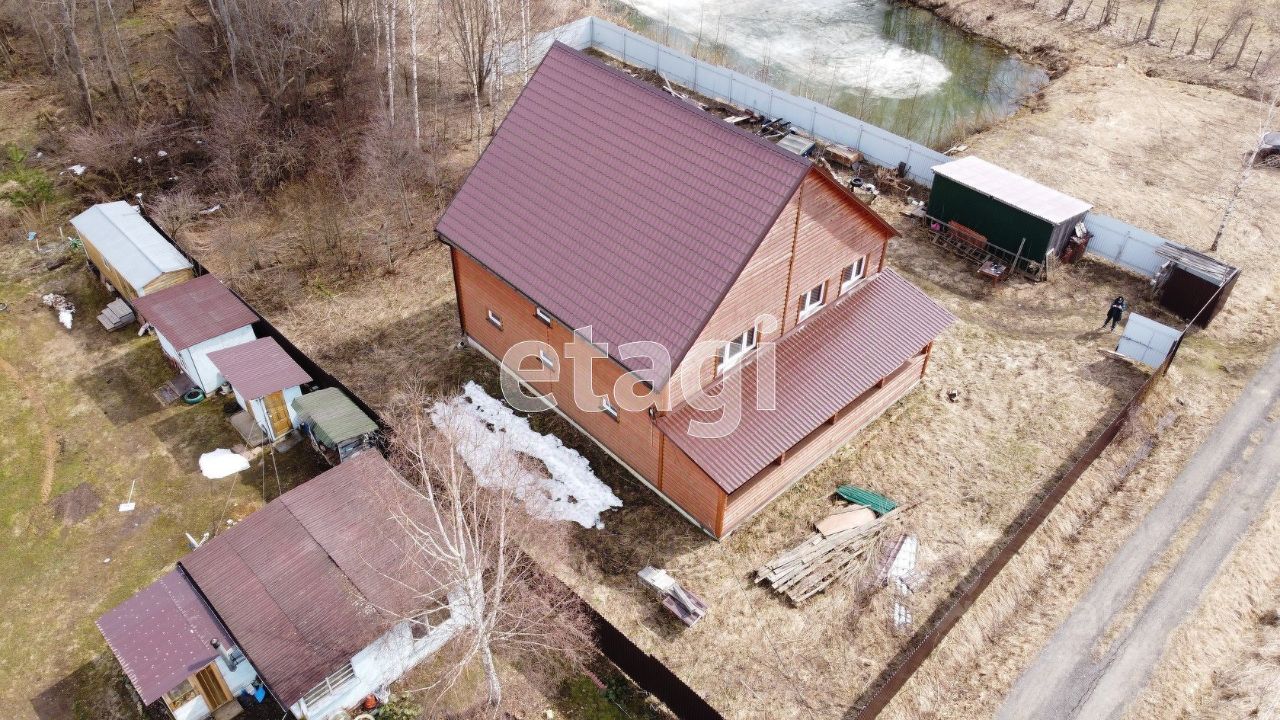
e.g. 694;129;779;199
926;175;1056;264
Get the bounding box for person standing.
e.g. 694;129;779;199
1102;296;1127;332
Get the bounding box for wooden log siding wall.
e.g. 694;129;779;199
453;249;665;484
720;351;927;534
667;170;891;408
450;167;913;539
82;239;192;301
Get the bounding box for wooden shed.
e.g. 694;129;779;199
291;387;379;463
70;201;193;301
1153;243;1240;327
131;274;259;394
209;337;313;443
927;156;1092;271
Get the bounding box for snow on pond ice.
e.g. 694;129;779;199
431;381;622;529
623;0;951;99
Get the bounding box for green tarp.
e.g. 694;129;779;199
291;388;378;448
836;485;897;516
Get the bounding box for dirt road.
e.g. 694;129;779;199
998;345;1280;719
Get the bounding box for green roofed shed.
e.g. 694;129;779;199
292;388;379;462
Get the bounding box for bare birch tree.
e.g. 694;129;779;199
54;0;95;125
383;396;595;710
1210;79;1280;252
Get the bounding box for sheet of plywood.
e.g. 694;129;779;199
816;506;876;537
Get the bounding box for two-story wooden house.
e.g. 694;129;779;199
437;43;954;539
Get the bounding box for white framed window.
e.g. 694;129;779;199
799;283;825;320
534;307;553;325
601;395;619;421
487;309;503;329
538;348;555;369
840;257;866;293
300;662;357;708
718;326;758;373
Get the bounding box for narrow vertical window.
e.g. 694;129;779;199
538;348;556;369
487;309;503;328
799;283;825;320
840;257;866;293
718;325;759;373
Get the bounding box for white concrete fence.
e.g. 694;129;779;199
529;16;1174;278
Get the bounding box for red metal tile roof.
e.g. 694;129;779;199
207;336;312;400
132;274;258;351
658;269;954;493
180;452;440;706
437;43;811;376
96;569;234;705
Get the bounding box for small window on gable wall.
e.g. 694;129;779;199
534;307;552;325
840;257;866;293
719;326;758;373
538;348;555;369
487;309;503;329
799;283;825;320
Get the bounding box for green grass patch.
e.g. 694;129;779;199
0;144;56;207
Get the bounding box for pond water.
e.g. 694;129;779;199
610;0;1048;148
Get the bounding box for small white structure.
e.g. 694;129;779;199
208;337;312;442
1116;313;1182;368
132;275;258;393
71;201;193;301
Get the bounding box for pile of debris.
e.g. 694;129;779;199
756;485;912;605
41;293;74;329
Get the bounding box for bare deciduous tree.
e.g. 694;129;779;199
205;0;332;115
383;394;595;711
1210;2;1253;62
1144;0;1166;41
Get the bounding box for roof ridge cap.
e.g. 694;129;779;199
546;42;811;170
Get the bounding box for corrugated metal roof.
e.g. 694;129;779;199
71;202;192;294
1156;242;1238;285
96;569;234;705
292;388;379;447
180;452;440;707
658;269;954;493
932;156;1092;225
437;43;811;377
132;274;258;351
208;337;312;400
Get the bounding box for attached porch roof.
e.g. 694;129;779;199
291;387;379;447
208;336;312;401
658;269;954;493
96;569;234;705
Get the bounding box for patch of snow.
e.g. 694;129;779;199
67;164;86;176
157;149;169;158
431;381;622;528
199;204;222;215
200;448;250;479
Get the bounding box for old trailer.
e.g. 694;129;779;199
927;156;1092;274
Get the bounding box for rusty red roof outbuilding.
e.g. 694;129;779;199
96;569;234;705
658;269;955;493
132;274;258;350
208;336;312;400
437;42;811;378
180;452;441;707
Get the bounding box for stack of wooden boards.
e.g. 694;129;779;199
97;297;135;331
757;504;906;604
